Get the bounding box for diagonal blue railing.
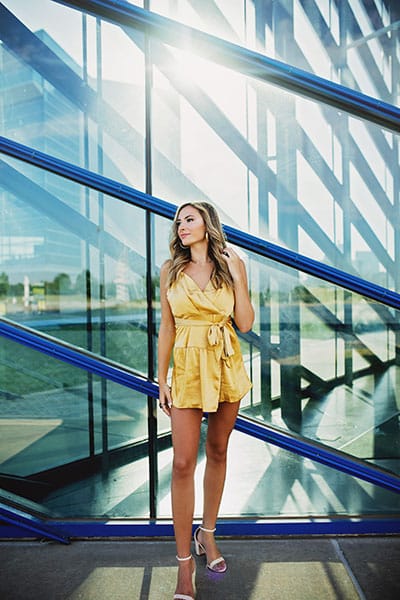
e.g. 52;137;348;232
0;317;158;398
51;0;400;132
1;138;400;539
1;315;399;496
1;136;399;311
0;501;70;545
1;0;400;539
1;314;400;541
1;1;396;287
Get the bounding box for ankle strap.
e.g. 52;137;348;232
199;525;216;533
176;554;192;561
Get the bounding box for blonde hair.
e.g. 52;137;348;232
167;202;233;289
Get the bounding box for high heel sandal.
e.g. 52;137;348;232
193;525;227;573
174;554;196;600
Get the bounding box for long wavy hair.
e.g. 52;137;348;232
167;202;233;289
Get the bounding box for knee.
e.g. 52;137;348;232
172;456;196;479
206;441;227;465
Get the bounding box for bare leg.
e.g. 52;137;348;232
171;406;203;597
199;401;240;565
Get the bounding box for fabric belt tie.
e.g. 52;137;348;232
175;317;234;361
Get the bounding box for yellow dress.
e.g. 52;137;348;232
167;271;252;412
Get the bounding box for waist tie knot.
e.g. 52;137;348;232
207;321;234;360
175;317;234;361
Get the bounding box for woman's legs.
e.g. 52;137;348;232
171;406;203;595
199;401;240;564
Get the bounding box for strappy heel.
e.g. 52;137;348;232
193;525;227;573
174;554;196;600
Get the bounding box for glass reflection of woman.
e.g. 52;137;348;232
158;202;254;600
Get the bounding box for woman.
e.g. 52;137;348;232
158;202;254;600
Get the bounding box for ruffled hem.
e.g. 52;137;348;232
171;345;252;412
171;384;252;413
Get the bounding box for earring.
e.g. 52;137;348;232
205;231;209;241
179;242;187;250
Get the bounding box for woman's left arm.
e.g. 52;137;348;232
222;247;254;333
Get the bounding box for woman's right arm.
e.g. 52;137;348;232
157;261;175;416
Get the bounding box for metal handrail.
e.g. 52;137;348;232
1;316;399;494
1;0;399;541
1;135;400;311
0;317;158;398
52;0;400;132
234;416;400;494
0;501;70;544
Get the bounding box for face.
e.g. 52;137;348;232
176;205;207;247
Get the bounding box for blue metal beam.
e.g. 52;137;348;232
0;319;398;541
0;136;175;219
1;517;400;539
0;3;207;206
1;136;399;311
51;0;400;132
0;502;70;544
1;1;398;540
1;317;399;495
234;416;400;494
0;317;158;398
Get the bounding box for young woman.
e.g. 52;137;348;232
157;202;254;600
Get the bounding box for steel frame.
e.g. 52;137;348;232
1;0;399;539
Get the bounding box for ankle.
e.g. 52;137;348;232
200;525;216;534
176;554;193;562
175;554;195;597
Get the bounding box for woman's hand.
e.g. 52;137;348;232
159;382;172;417
220;246;243;282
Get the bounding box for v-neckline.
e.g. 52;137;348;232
182;271;212;293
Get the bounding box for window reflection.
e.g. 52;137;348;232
1;0;399;521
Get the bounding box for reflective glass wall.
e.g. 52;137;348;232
152;0;399;103
148;3;400;288
0;0;399;522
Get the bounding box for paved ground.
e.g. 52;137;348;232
1;535;400;599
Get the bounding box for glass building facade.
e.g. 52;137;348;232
0;0;399;536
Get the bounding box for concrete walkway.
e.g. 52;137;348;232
1;536;400;599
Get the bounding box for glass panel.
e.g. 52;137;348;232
0;336;149;518
1;0;399;525
150;0;247;46
1;321;398;520
151;44;252;230
153;213;400;513
150;39;399;293
240;246;400;477
150;0;400;105
0;155;147;375
0;0;145;189
158;428;400;518
2;1;398;292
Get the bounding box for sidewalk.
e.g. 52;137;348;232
1;535;400;599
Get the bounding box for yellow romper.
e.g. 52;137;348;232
167;271;252;412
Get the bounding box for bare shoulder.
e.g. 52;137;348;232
160;260;172;288
161;259;172;274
